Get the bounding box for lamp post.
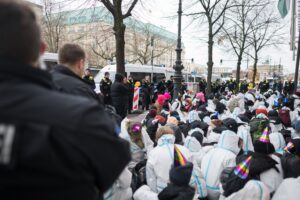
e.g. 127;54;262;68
173;0;184;100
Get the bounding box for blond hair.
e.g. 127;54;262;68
156;126;174;141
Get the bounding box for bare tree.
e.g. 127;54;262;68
221;0;267;92
42;0;65;53
247;5;285;84
100;0;139;75
186;0;231;95
127;23;176;65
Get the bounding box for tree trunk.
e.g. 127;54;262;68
206;23;214;95
236;56;242;93
252;53;258;85
114;18;126;75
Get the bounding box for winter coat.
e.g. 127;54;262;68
269;132;286;154
201;130;240;200
220;180;270;200
237;125;254;154
281;153;300;178
146;134;207;199
158;184;195;200
0;61;131;200
272;177;300;200
104;168;132;200
51;65;102;104
111;79;129;118
120;118;154;171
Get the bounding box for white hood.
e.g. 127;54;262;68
217;130;241;155
184;136;202;152
272;177;300;200
270;132;286;154
224;180;270;200
237;125;254;153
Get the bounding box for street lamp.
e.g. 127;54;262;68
173;0;184;100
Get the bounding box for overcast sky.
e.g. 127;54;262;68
30;0;297;73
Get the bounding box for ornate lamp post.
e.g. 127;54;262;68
173;0;184;100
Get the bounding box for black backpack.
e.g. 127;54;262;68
131;159;147;193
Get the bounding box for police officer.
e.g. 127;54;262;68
83;68;96;90
127;75;135;113
259;78;270;94
157;76;167;94
142;75;152;110
100;72;112;105
166;76;174;95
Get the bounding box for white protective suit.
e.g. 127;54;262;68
104;168;132;200
133;185;158;200
184;134;205;168
221;180;270;200
201;130;240;200
237;124;254;154
120;118;154;170
272;177;300;200
146;134;207;199
269;132;286;154
171;100;186;122
260;154;283;194
188;110;201;123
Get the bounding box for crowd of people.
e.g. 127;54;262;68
1;1;300;200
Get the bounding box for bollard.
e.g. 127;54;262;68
132;87;139;111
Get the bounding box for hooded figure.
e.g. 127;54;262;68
111;73;129;119
272;177;300;200
120;119;154;170
184;129;206;168
269;132;286;154
146;127;207;199
171;100;186;123
281;139;300;178
237;121;254;154
252;128;284;193
201;130;241;200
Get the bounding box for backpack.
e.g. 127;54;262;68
278;109;292;127
249;118;269;142
131;159;147;193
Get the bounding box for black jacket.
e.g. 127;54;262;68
51;65;102;104
0;61;131;200
281;153;300;178
158;184;195;200
111;80;129;107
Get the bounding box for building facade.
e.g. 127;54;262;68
50;7;182;68
247;64;284;82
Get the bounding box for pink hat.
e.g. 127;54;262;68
164;92;172;100
196;92;205;103
157;95;166;106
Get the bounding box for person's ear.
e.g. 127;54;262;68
40;41;47;55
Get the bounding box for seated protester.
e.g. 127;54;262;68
272;176;300;200
143;106;158;124
119;120;153;171
280;139;300;178
249;106;269;142
215;101;227;120
269;132;286;155
144;108;158;142
205;119;227;146
219;156;270;200
252;128;283;194
190;120;209;138
158;161;195;200
278;99;293;128
291;102;300;124
170;111;181;122
201;126;242;200
104;168;132;200
268;110;283;132
188;106;201;124
166;117;184;145
184;130;206;168
146;127;207;199
198;105;211;122
178;121;191;138
161;104;170;116
171;98;186;123
236;117;254;154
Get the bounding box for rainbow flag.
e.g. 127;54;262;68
234;156;252;179
259;127;270;143
174;145;187;167
284;142;295;153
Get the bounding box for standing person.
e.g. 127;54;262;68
259;78;270;94
83;68;96;90
142;75;152;111
127;75;135;114
0;1;131;200
157;77;167;94
100;72;112;105
166;76;174;96
111;73;129;119
51;44;101;104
